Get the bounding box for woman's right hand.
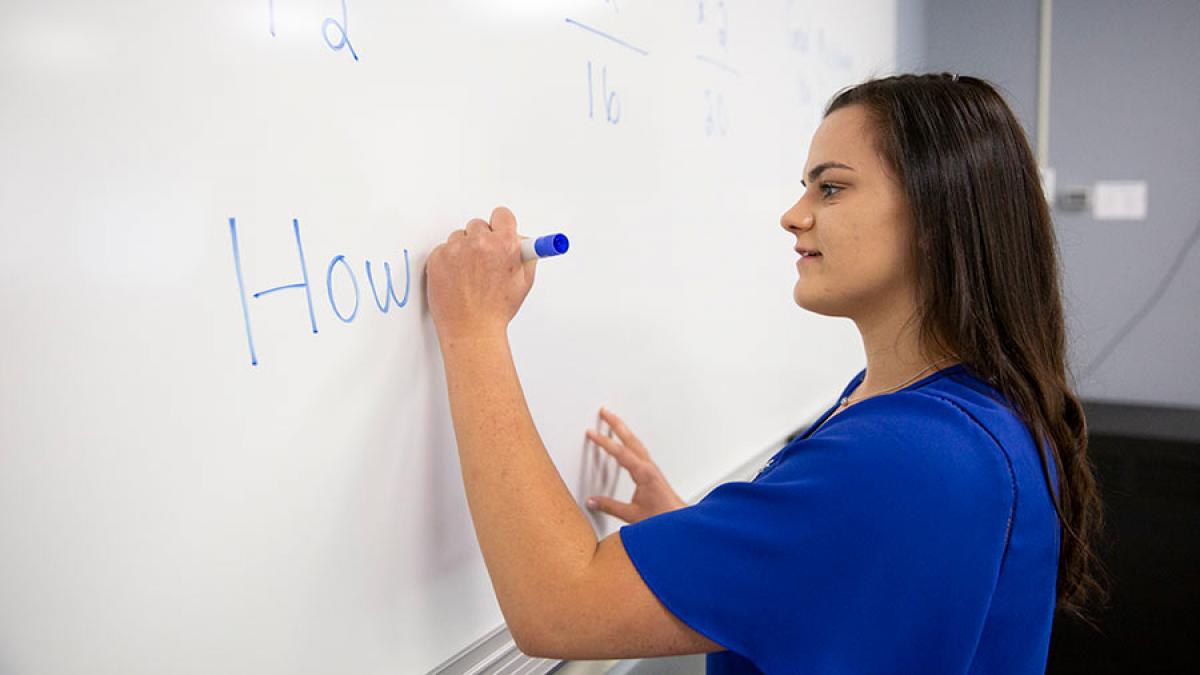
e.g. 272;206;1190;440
584;407;687;524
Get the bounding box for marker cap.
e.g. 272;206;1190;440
534;234;570;258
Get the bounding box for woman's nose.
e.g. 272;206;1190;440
780;201;813;233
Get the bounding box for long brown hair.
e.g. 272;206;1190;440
825;73;1108;625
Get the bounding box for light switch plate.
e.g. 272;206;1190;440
1093;180;1148;220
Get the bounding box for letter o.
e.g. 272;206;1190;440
326;254;360;323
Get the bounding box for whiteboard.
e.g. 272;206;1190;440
0;1;895;672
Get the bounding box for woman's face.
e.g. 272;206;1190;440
780;105;917;321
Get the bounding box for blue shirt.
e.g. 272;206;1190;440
619;364;1060;673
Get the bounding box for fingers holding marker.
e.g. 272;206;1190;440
432;206;570;259
427;208;568;338
452;205;567;262
464;218;492;236
489;206;518;235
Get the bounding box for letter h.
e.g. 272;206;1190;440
228;217;319;366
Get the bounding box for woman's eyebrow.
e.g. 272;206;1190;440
800;161;856;186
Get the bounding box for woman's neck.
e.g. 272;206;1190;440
852;301;957;399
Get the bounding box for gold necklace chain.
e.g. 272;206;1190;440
837;356;958;409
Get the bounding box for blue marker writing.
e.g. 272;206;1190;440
520;233;570;262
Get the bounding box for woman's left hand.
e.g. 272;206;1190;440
426;206;537;342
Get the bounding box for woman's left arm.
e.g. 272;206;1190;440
426;207;721;659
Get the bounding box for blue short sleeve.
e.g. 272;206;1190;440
618;392;1017;673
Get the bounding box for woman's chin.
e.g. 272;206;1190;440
792;283;814;311
792;285;843;317
792;291;818;313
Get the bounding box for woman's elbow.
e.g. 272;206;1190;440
510;620;558;660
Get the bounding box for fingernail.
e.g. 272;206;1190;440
586;498;597;509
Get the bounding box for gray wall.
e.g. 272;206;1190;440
1050;0;1200;408
924;0;1042;135
895;0;928;73
922;0;1200;409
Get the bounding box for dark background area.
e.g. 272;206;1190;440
1047;408;1200;674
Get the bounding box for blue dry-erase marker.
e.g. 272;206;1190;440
520;233;570;262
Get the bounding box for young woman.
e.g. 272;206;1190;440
424;73;1106;673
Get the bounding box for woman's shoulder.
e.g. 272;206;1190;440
761;385;1019;548
816;365;1030;454
781;376;1027;509
815;386;1002;444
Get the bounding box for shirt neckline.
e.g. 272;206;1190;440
755;363;972;481
799;363;968;442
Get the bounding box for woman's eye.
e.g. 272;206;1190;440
820;183;842;199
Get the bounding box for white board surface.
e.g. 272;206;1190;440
0;1;895;672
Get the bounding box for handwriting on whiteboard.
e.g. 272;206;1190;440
587;61;620;124
322;0;359;61
694;1;735;137
564;15;647;127
785;0;856;105
696;0;728;50
563;4;743;136
228;217;411;367
269;0;360;61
